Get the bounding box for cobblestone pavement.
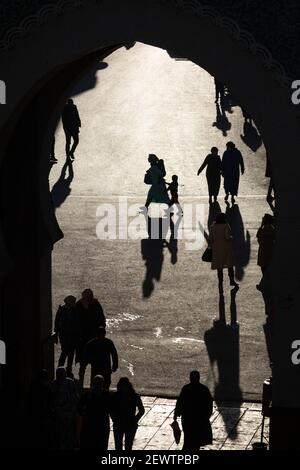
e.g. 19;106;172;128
108;396;269;450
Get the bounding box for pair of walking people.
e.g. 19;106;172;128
197;142;245;204
144;154;183;214
77;375;144;451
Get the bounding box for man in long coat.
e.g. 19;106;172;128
79;327;118;390
222;142;245;204
174;371;213;451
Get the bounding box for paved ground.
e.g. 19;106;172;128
107;396;269;450
50;43;271;400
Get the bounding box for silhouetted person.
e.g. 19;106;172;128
222;142;245;204
256;214;275;289
62;98;81;160
51;367;78;450
29;369;54;449
197;147;222;203
210;212;238;292
225;203;250;282
50;136;57;163
214;78;225;106
174;371;213;451
54;295;80;376
76;288;106;361
167;175;183;214
79;327;118;390
265;153;275;209
144;154;169;209
77;375;110;451
111;377;145;451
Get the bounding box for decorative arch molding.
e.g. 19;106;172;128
0;0;292;88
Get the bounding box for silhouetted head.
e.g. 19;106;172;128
262;213;274;225
56;367;67;382
172;175;178;182
215;212;227;224
92;375;104;393
64;295;76;307
226;141;235;150
38;369;48;383
81;288;94;303
117;377;134;393
211;147;218;155
190;370;200;384
97;326;106;339
148;154;158;164
67;98;74;105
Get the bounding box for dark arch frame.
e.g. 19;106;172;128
0;0;300;449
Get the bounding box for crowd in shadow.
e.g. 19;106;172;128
213;79;263;152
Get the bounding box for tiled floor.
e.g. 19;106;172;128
108;397;269;450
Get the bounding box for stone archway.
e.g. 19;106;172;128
0;0;300;449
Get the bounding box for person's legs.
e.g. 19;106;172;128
64;131;71;157
124;425;138;451
228;267;238;286
70;132;79;157
113;426;124;451
58;348;67;367
103;373;111;390
218;269;224;292
66;347;75;375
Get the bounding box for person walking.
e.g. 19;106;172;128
222;142;245;204
166;175;183;214
197;147;222;203
111;377;145;451
174;371;213;451
214;78;225;106
51;367;78;450
54;295;80;376
62;98;81;160
79;327;118;390
256;214;275;291
210;212;238;292
76;288;106;361
144;154;170;209
77;375;111;451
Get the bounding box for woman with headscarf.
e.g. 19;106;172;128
221;142;245;204
111;377;145;451
144;154;170;209
210;212;238;292
77;375;111;451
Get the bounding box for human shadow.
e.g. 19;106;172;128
225;203;250;281
163;212;183;265
71;61;108;97
141;215;171;298
212;103;231;136
51;159;74;209
240;121;262;152
204;292;243;438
